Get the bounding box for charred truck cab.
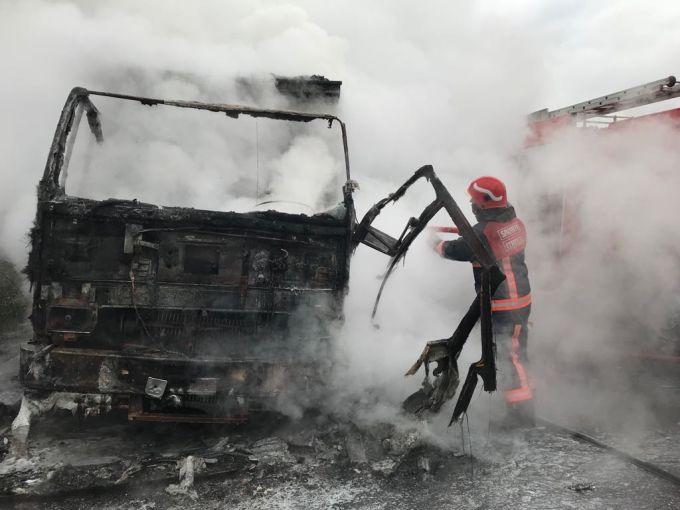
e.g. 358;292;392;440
15;84;503;451
17;86;354;439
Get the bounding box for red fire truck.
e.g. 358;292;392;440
523;75;680;362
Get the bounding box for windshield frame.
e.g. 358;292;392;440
40;87;351;204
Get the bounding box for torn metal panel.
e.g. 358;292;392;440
356;165;505;423
450;269;496;423
358;226;399;256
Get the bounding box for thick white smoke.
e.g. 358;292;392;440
2;0;680;439
520;120;680;434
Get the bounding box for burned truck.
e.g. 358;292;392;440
14;85;503;447
18;86;354;429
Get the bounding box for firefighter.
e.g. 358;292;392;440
432;176;534;425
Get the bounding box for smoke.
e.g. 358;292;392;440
525;123;680;354
520;120;680;434
62;93;345;215
2;0;680;444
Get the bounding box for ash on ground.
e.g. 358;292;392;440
0;408;677;509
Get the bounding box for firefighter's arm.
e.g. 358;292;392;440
428;226;467;259
435;238;475;261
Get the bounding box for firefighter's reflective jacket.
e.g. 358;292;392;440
436;205;531;318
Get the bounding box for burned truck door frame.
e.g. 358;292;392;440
354;165;505;423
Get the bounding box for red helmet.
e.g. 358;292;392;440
467;176;507;209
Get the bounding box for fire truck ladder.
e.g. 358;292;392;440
529;75;680;124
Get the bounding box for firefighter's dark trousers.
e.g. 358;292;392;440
493;305;533;406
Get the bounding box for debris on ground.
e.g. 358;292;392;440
249;437;295;466
0;408;676;509
417;455;431;473
165;455;207;499
568;482;594;492
210;436;231;453
280;428;316;449
345;432;368;464
371;459;398;476
383;429;422;458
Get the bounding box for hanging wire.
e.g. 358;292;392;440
486;392;493;448
466;412;475;480
129;269;154;341
255;119;260;204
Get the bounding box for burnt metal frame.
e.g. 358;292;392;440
24;87;356;416
31;86;356;336
40;87;352;201
354;165;506;423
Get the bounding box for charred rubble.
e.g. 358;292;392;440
0;410;444;501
